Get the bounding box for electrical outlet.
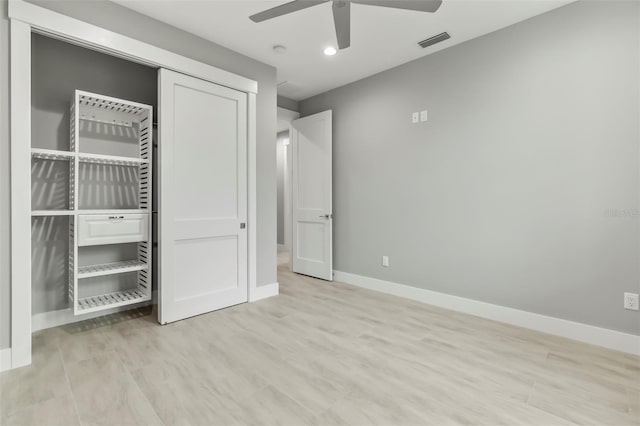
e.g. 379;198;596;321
411;112;419;124
624;292;639;311
420;110;428;122
382;256;389;267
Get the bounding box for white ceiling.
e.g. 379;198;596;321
114;0;576;101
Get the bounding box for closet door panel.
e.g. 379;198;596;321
159;69;248;324
173;86;239;220
174;236;239;297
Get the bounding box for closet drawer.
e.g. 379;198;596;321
78;214;149;246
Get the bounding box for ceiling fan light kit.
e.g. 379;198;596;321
250;0;443;51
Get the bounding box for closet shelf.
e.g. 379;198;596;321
78;260;148;279
76;209;148;215
79;116;134;128
79;92;148;116
77;289;149;314
31;210;74;216
30;149;148;166
31;148;75;161
32;209;149;215
79;153;149;166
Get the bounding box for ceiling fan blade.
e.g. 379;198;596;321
352;0;442;13
333;1;351;49
250;0;329;22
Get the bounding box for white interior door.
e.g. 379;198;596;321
158;68;248;324
291;110;333;280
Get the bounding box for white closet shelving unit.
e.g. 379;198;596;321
31;90;153;315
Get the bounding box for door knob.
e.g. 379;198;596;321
319;214;333;219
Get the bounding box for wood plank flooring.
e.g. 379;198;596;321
1;252;639;425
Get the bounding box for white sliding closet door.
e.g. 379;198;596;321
158;69;248;324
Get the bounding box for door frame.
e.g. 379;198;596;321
276;107;299;260
8;0;258;370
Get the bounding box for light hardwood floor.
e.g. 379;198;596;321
1;252;639;425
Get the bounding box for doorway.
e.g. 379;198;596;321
30;33;159;330
290;110;333;281
276;107;334;281
276;107;299;269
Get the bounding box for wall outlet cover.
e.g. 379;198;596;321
420;110;428;122
382;256;389;267
412;112;419;124
624;292;639;311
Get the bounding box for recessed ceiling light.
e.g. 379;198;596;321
323;46;337;56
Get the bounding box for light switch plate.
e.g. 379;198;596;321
382;256;389;267
412;112;419;124
420;110;428;122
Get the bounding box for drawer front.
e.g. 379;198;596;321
78;214;149;246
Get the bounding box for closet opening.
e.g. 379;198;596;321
31;32;159;333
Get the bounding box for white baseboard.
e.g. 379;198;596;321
0;348;12;372
333;270;640;355
250;282;279;302
32;282;279;334
32;301;152;333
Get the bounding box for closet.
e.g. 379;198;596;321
31;34;158;324
8;7;258;368
29;32;251;332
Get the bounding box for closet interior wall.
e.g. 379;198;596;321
31;33;158;320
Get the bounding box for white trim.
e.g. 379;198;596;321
287;127;293;270
276;107;299;254
249;282;279;302
32;302;152;333
0;348;12;372
248;93;258;300
283;143;291;252
7;0;257;94
333;270;640;355
10;18;32;370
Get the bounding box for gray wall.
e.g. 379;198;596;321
300;0;640;335
31;33;158;315
277;96;299;113
276;131;289;245
1;0;278;349
31;34;158;152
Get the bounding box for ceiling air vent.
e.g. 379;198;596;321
418;32;450;49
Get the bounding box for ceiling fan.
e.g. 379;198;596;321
250;0;443;50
